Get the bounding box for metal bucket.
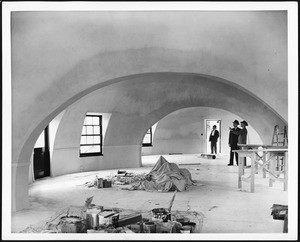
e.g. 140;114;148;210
180;222;196;233
143;221;156;233
59;216;86;233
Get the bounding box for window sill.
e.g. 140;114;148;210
79;153;103;158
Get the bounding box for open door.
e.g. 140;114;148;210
206;119;221;154
33;126;50;179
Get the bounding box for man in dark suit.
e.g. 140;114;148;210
209;125;219;154
228;120;241;166
230;120;248;166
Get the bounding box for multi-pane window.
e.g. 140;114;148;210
80;114;102;157
142;128;152;147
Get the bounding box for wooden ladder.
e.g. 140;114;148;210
271;125;288;172
272;125;288;146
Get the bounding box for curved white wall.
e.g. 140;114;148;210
49;74;281;178
142;107;263;156
10;11;287;211
12;11;287;166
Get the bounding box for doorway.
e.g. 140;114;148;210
205;119;221;154
33;126;50;179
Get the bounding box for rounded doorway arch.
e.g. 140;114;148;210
14;72;286;211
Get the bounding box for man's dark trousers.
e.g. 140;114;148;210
229;144;239;165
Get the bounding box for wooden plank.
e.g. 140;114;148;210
238;157;243;189
117;214;142;227
241;177;251;183
233;149;288;152
250;153;255;193
238;144;288;149
284;152;288;191
262;152;267;178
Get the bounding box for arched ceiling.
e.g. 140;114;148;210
12;11;287;117
53;74;285;153
12;11;287;165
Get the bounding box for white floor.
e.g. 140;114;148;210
11;154;287;234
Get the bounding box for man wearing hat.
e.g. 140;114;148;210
230;120;248;166
228;120;241;166
209;125;219;154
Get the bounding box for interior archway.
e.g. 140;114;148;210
10;11;288;212
49;73;284;175
14;72;286;211
141;107;263;157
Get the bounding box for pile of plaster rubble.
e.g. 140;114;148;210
20;194;203;233
84;156;196;192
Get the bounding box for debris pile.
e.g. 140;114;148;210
112;172;147;185
270;204;288;233
84;176;113;188
20;194;203;233
128;156;196;192
84;156;196;192
200;153;216;159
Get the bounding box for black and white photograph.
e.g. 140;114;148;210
2;1;298;240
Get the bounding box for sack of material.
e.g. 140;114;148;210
131;156;196;192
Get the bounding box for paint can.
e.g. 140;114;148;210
97;178;103;188
59;216;86;233
112;214;119;227
143;222;156;233
86;208;100;229
181;222;196;233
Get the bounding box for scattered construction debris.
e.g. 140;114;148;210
20;195;203;234
271;204;288;220
113;172;147;186
83;156;196;193
127;156;196;192
84;176;113;189
200;154;216;159
271;204;288;233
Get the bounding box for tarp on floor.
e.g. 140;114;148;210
131;156;196;192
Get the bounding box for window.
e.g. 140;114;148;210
80;114;102;157
142;128;152;147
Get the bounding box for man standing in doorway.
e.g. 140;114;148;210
209;125;219;154
228;120;241;166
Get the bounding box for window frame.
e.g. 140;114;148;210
79;114;103;157
142;127;153;147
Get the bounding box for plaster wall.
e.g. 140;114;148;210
142;107;263;156
49;111;66;163
52;110;112;176
10;11;288;211
50;75;279;178
11;11;287;166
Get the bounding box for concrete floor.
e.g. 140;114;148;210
12;154;287;234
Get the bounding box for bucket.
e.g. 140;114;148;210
180;222;196;233
59;216;86;233
97;178;103;188
86;209;100;229
143;222;156;233
151;208;171;222
181;228;191;233
112;214;119;227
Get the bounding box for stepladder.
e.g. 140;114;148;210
271;125;288;173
